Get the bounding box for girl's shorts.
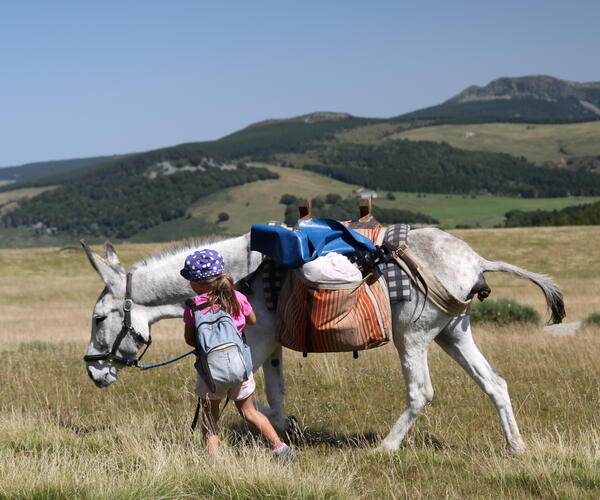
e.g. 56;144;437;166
195;373;256;401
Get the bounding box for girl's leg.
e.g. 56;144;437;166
235;395;281;447
201;398;221;457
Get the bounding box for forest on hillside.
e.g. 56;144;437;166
4;166;277;239
302;140;600;197
505;200;600;227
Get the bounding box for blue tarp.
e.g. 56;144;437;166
250;219;376;268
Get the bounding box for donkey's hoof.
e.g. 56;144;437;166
284;415;304;442
507;438;526;456
375;439;399;452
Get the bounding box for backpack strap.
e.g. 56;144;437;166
185;297;221;312
190;398;201;432
190;396;231;433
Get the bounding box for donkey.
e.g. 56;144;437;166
82;228;564;454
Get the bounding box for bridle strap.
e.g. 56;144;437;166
84;272;152;367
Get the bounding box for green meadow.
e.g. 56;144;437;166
388;121;600;162
188;164;600;232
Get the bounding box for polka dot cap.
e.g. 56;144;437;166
180;249;225;281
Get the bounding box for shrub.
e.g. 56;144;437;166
471;299;540;325
386;192;396;200
584;312;600;326
279;193;298;205
325;193;342;204
217;212;230;222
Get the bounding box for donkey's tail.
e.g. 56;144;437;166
481;260;565;325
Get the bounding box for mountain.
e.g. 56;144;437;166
0;155;123;183
394;75;600;122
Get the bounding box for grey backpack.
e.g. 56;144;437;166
187;299;253;394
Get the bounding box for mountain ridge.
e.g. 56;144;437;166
445;75;600;115
245;111;354;130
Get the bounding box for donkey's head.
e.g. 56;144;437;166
81;240;153;387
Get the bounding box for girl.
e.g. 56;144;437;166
180;248;297;460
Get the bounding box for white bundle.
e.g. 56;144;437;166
301;252;362;283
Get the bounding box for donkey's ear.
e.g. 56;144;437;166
104;241;125;275
80;240;124;289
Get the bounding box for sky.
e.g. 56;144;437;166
1;0;599;167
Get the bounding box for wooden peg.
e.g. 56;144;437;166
359;197;372;222
298;198;312;220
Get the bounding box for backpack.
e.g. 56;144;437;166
187;299;253;394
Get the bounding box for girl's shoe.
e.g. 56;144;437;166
272;443;300;461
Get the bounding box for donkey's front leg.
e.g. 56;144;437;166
378;340;436;450
378;301;448;451
258;345;289;432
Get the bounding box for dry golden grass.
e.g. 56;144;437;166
0;185;57;206
1;227;599;498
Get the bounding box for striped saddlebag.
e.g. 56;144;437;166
276;267;392;353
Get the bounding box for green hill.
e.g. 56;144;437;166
4;74;600;246
389;122;600;163
0;155;122;183
3;146;277;240
299;140;600;197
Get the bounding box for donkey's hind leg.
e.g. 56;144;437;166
435;317;526;455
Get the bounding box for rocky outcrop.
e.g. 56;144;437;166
446;75;600;115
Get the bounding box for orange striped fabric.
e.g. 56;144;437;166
341;219;383;245
276;269;391;353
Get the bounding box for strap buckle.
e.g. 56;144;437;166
123;299;133;312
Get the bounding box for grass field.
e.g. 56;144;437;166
1;226;599;498
387;122;600;162
187;164;359;235
186;164;600;231
0;185;56;208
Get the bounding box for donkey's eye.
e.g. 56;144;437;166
94;316;107;324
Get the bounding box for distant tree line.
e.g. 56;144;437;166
4;166;277;239
279;194;438;226
505;200;600;227
302;140;600;197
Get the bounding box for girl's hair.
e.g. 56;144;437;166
201;274;241;317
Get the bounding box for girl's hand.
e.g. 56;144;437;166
245;310;257;325
184;323;196;347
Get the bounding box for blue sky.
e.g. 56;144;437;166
1;0;599;166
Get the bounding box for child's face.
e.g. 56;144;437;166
190;279;212;294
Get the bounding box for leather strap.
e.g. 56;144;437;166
392;243;471;317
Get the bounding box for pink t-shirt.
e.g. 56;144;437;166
183;290;253;335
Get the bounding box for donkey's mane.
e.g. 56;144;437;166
131;235;232;271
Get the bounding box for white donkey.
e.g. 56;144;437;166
82;228;564;454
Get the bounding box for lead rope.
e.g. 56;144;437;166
191;396;231;433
